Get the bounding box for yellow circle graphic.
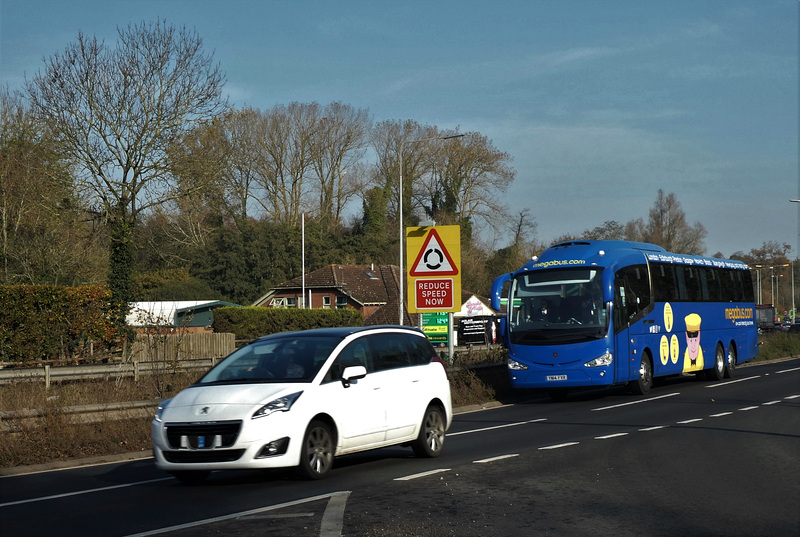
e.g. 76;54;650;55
664;302;673;332
659;335;669;365
670;334;680;364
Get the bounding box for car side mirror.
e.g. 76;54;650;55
341;365;367;388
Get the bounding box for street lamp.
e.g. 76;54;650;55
789;199;800;321
398;133;465;325
754;265;762;304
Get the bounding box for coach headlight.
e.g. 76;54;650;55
584;351;613;368
508;357;529;371
252;392;303;419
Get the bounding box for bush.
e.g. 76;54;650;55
0;285;121;364
756;331;800;361
212;306;363;340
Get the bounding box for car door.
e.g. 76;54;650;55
367;333;421;442
318;337;386;450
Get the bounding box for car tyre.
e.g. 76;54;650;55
297;420;334;480
411;404;446;458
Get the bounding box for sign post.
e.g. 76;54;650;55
406;225;461;314
407;225;461;359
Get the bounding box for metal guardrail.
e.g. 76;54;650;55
0;358;218;387
0;399;161;432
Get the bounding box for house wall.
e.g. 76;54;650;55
264;289;372;318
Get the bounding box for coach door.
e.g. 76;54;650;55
613;274;632;384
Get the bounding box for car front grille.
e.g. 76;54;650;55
163;449;245;463
165;421;242;450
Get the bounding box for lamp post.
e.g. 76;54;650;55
398;133;464;325
754;265;762;304
789;199;800;321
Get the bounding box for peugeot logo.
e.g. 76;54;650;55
200;406;210;415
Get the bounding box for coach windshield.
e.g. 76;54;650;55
508;268;608;345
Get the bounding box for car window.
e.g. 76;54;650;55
403;334;436;365
323;338;372;382
370;333;412;371
201;336;338;383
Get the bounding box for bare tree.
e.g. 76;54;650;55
25;20;226;318
421;131;514;238
310;102;370;231
251;102;321;225
642;190;706;254
1;87;104;285
370;119;440;232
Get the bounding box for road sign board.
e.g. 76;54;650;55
409;228;458;276
406;225;461;314
415;278;454;310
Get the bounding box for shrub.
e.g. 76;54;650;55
212;306;363;340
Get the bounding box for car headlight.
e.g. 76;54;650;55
252;392;303;419
584;351;613;367
508;357;529;371
154;398;171;423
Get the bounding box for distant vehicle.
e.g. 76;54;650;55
491;240;758;399
756;305;776;331
152;326;452;483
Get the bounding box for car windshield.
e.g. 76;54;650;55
508;267;608;345
199;336;341;384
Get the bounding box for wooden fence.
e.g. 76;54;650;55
130;332;235;363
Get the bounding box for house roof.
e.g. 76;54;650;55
253;264;401;307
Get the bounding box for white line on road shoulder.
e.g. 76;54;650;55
705;375;759;388
595;433;629;440
449;418;546;437
394;468;451;481
591;392;679;411
474;454;520;464
538;442;579;450
122;492;352;537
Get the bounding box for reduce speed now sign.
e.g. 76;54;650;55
406;225;461;313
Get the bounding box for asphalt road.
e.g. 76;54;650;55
1;358;798;537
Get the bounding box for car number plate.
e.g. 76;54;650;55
547;375;568;381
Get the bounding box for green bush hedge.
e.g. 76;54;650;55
212;306;364;340
0;285;121;363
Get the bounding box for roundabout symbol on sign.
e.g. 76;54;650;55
409;229;458;276
423;248;444;270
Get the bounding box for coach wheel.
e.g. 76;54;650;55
725;344;737;379
629;353;653;395
707;344;725;381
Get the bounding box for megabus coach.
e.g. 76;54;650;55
490;240;758;398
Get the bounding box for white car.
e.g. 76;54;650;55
152;325;453;483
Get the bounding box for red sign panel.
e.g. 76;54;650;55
415;278;454;310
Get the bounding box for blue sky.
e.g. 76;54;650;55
1;0;797;258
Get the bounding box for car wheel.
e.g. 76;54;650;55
725;344;737;379
171;470;209;485
707;344;725;381
629;353;653;395
411;405;446;458
297;420;334;480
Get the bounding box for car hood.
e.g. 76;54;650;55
161;383;300;421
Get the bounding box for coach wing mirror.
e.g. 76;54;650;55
341;365;367;388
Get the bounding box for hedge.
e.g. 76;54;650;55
212;306;364;341
0;285;121;363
